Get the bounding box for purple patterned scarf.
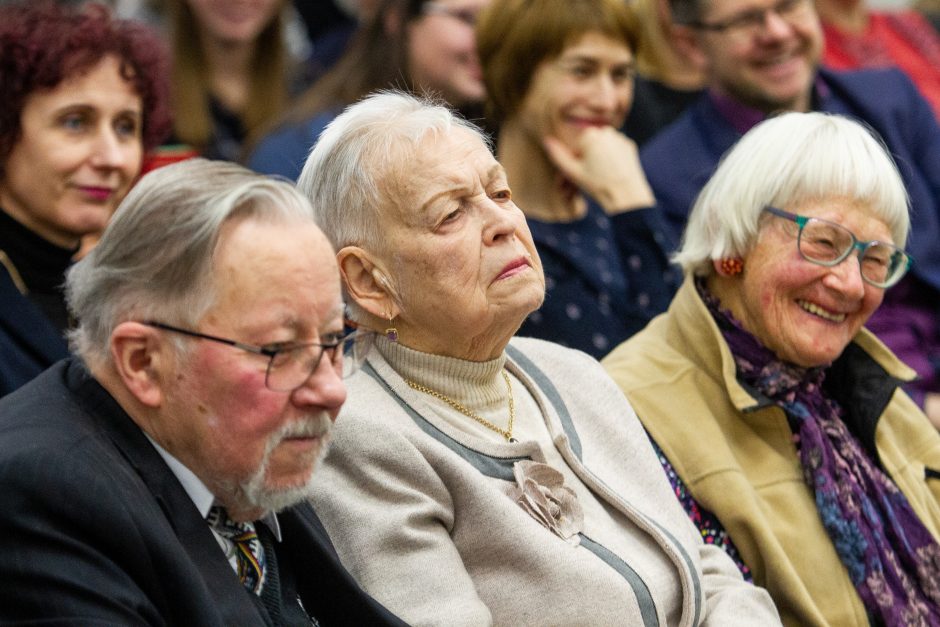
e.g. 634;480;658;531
699;280;940;626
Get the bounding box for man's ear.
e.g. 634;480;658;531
109;321;169;408
337;246;400;320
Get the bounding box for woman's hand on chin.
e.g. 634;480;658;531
542;128;654;215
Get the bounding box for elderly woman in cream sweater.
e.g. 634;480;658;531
297;91;780;626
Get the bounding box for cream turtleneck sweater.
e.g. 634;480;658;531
377;336;683;625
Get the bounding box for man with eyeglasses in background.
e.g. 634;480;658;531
638;0;940;425
0;159;405;626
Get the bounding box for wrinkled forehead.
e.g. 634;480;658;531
381;127;494;219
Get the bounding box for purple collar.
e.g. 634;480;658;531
707;76;830;135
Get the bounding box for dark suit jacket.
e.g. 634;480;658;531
0;358;407;626
0;263;68;397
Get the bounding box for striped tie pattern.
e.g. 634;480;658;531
207;505;266;595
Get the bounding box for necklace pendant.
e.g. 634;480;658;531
509;437;518;444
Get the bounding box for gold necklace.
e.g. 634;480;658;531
406;370;516;442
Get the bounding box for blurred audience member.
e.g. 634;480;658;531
478;0;679;358
816;0;940;119
0;1;170;397
166;0;294;161
606;112;940;626
248;0;489;180
623;0;706;145
640;0;940;425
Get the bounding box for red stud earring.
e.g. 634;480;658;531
719;258;744;276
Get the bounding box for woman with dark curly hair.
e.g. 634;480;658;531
0;1;171;397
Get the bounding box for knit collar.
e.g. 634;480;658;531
376;336;509;414
0;207;77;294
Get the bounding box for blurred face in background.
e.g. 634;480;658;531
0;54;143;249
515;31;635;152
689;0;822;112
408;0;491;108
185;0;282;46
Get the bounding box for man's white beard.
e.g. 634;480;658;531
230;412;333;515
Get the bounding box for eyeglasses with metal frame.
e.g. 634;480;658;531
686;0;812;40
142;321;373;391
763;205;913;289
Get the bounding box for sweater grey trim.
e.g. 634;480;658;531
505;344;583;460
361;363;529;482
579;534;659;627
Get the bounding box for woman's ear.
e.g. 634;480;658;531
337;246;400;319
109;321;167;408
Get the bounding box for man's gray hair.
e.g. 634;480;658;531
675;111;911;276
297;90;489;253
66;159;316;365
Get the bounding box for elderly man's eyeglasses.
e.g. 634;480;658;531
763;206;913;288
421;1;479;26
688;0;812;40
143;321;372;391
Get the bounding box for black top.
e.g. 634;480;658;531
0;208;75;331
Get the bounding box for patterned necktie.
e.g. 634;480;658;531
207;505;266;595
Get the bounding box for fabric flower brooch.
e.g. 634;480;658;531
504;460;584;544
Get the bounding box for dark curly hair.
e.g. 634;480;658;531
0;1;172;171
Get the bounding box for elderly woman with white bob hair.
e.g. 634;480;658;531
296;90;780;626
604;112;940;627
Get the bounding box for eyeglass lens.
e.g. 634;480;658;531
265;333;372;391
797;218;908;287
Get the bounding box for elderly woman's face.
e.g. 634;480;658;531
382;126;544;358
0;55;143;249
729;198;893;367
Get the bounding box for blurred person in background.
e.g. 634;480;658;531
166;0;295;161
622;0;706;145
477;0;679;358
0;0;170;397
815;0;940;120
248;0;490;180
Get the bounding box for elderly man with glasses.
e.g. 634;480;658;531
639;0;940;424
0;159;404;626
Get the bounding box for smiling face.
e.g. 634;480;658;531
185;0;282;46
379;126;545;360
714;198;892;367
517;31;635;151
0;55;143;248
160;218;347;520
691;0;822;113
407;0;490;108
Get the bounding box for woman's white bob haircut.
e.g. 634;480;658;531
674;111;911;277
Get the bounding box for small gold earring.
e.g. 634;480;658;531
385;313;398;343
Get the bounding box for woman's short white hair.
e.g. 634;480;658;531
674;111;911;276
297;90;489;253
296;90;489;321
66;158;316;366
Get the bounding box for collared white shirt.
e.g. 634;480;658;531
146;435;282;578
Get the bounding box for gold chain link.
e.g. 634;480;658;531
406;370;515;441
